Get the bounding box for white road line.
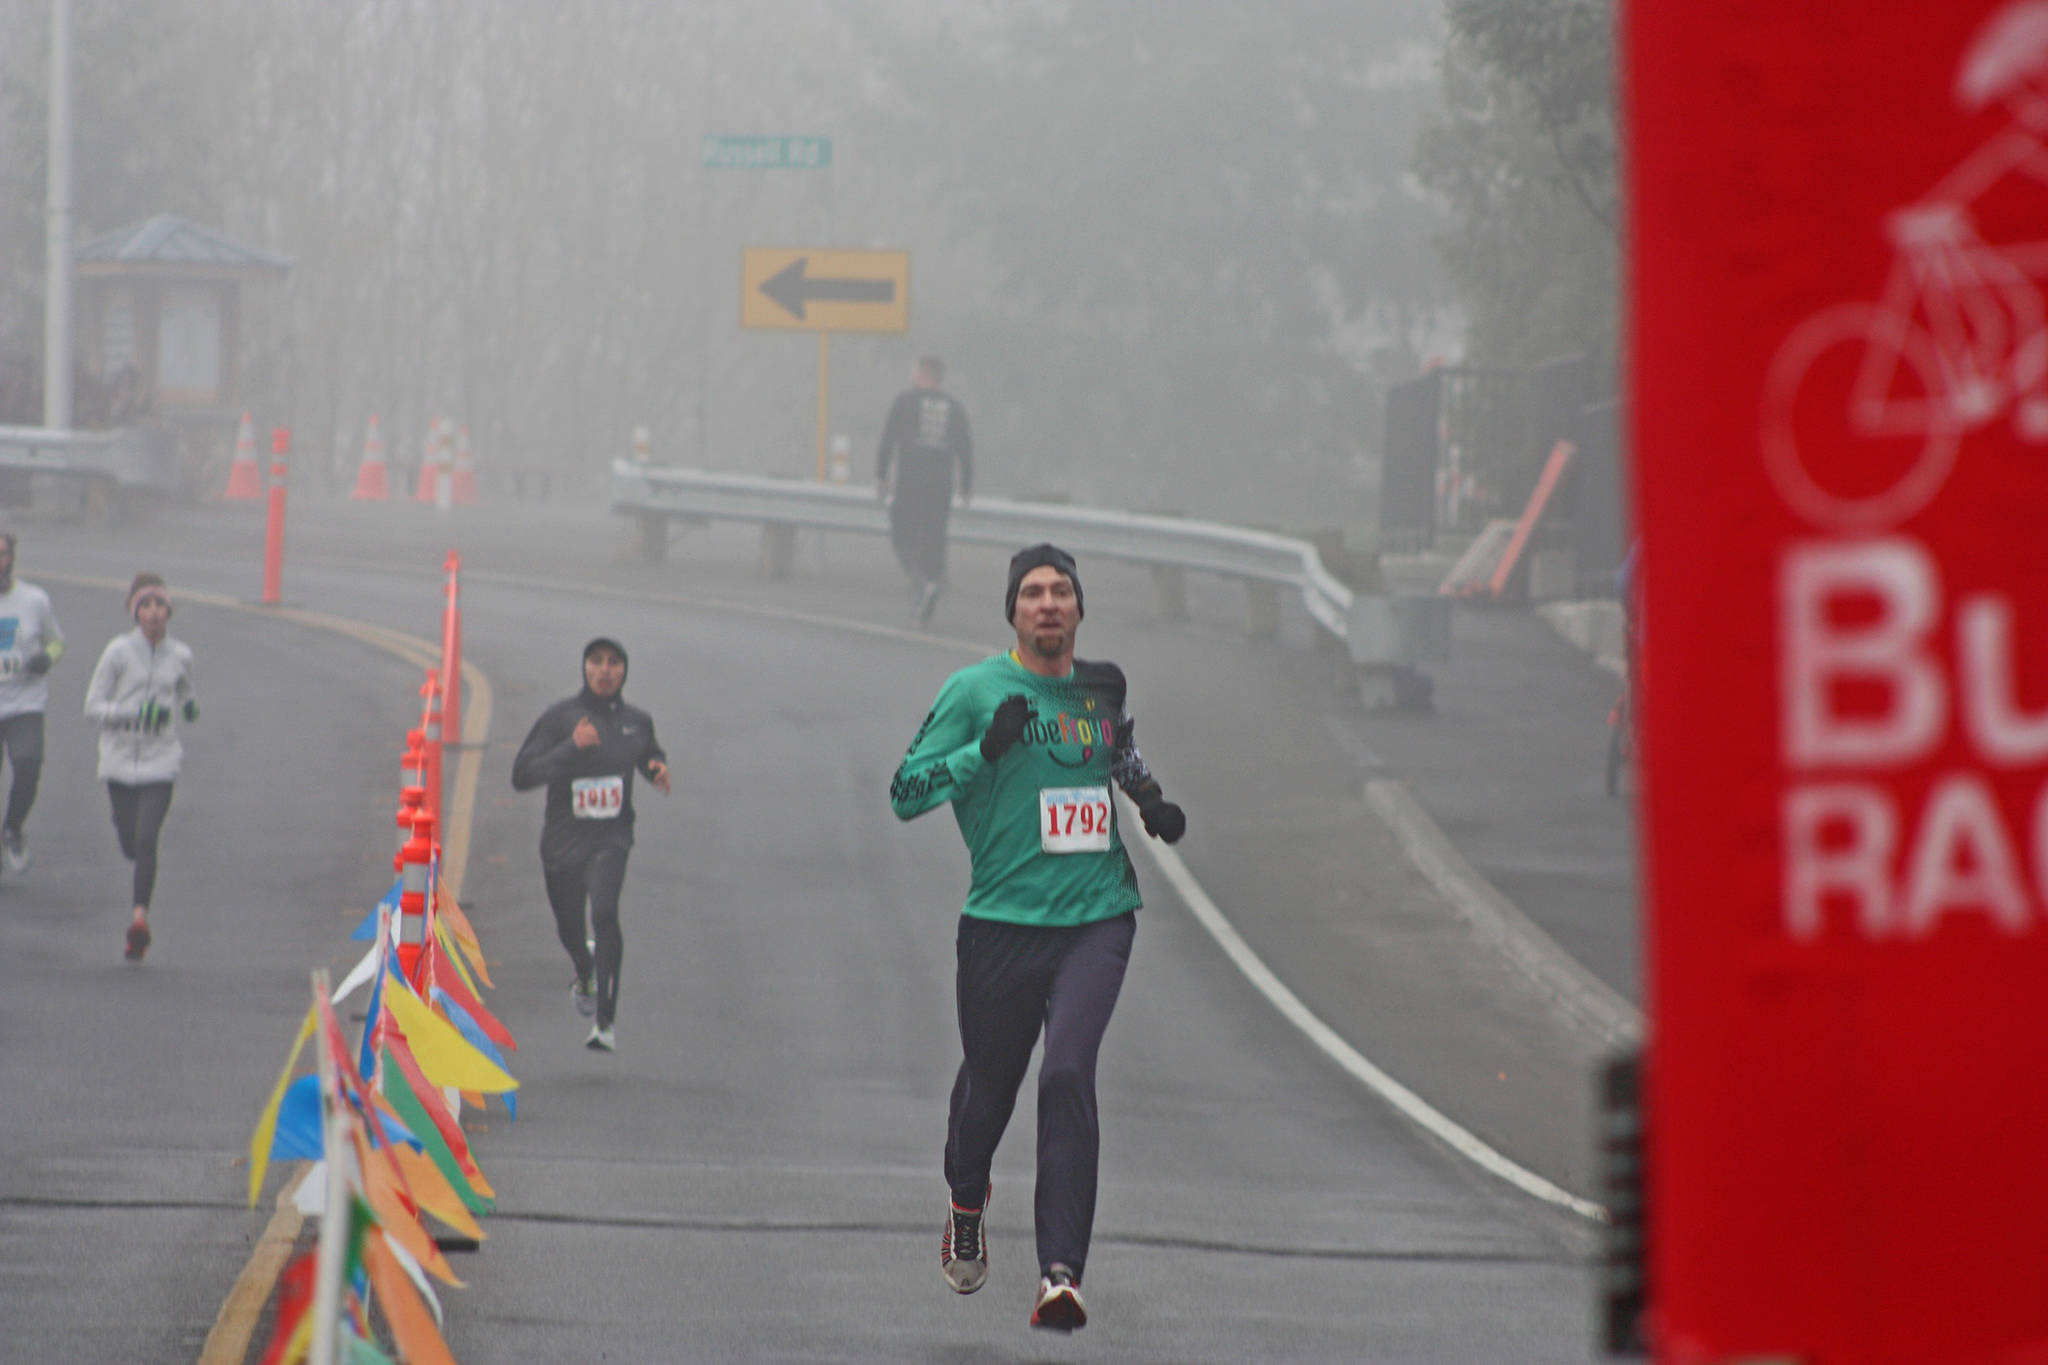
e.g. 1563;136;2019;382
183;555;1612;1222
1125;817;1610;1224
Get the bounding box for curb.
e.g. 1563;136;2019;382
1365;777;1643;1051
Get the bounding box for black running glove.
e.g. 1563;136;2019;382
1124;776;1186;844
1139;796;1187;843
139;700;172;732
980;695;1036;764
24;648;50;677
182;699;199;724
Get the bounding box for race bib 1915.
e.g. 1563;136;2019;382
571;775;625;819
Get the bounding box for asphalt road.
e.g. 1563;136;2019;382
0;498;1625;1363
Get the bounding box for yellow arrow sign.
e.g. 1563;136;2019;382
742;248;910;333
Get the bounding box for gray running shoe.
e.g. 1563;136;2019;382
2;828;28;876
940;1187;990;1294
586;1022;615;1052
571;973;597;1018
1029;1263;1087;1332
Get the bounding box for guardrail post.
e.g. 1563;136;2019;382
1244;582;1280;640
760;523;797;578
1150;565;1187;621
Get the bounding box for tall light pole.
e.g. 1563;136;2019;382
43;0;74;431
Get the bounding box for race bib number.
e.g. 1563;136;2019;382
1040;786;1112;854
0;653;18;680
571;775;625;819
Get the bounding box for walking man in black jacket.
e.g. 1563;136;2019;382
512;637;670;1052
876;355;974;625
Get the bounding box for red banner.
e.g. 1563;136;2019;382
1630;2;2048;1359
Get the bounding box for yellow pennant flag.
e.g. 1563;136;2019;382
432;885;485;960
431;916;485;997
248;1005;317;1206
381;975;518;1094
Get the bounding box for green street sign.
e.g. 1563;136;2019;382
703;135;833;170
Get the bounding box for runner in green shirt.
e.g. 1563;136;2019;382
890;543;1186;1333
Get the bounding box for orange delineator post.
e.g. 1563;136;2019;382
394;781;424;869
439;551;463;748
397;810;435;985
222;411;262;500
262;428;291;605
418;673;444;824
1485;439;1577;602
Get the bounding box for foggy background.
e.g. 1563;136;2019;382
0;0;1616;532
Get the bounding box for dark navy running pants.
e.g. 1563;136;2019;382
2;712;43;834
944;910;1136;1282
107;780;173;909
543;845;629;1027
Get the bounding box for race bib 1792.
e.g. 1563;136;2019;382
1039;786;1112;854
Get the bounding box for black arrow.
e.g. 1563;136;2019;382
759;257;896;321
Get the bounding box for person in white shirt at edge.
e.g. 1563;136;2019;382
83;573;197;964
0;530;65;876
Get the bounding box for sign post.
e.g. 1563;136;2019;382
1630;3;2048;1360
740;247;909;480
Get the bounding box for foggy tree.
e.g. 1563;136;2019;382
1;0;1449;529
1413;0;1618;378
865;0;1448;519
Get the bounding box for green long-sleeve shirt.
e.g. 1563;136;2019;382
890;651;1142;927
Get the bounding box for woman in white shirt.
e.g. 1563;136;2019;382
82;573;197;963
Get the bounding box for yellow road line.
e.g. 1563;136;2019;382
193;1169;308;1365
36;573;494;1365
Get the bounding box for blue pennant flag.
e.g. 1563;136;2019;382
349;878;403;942
269;1075;422;1160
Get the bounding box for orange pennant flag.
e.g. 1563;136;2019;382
391;1141;485;1243
353;1128;462;1287
364;1229;459;1365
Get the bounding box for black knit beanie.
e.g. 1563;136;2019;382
582;636;628;685
1004;544;1083;622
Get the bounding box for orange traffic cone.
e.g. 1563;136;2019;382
351;414;391;501
414;419;448;503
450;424;478;506
221;412;262;500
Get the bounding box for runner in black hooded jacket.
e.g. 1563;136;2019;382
511;636;669;1051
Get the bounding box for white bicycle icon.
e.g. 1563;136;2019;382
1762;203;2048;529
1762;1;2048;529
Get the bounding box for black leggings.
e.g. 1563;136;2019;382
107;781;174;909
543;845;629;1027
1;712;44;834
944;911;1136;1281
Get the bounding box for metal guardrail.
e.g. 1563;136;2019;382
610;460;1450;685
0;425;181;526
